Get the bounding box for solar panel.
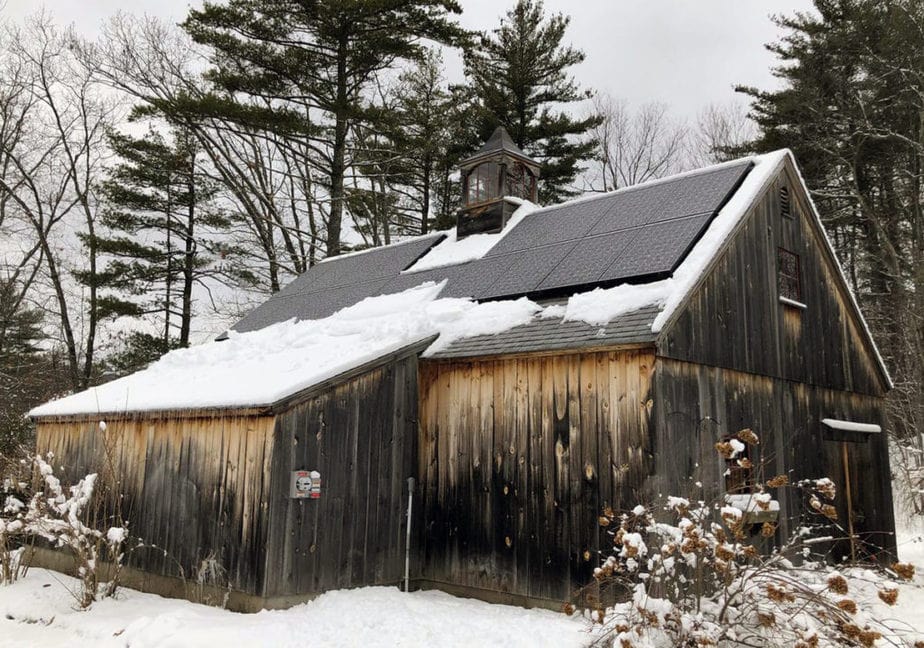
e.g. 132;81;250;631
588;161;751;236
230;160;754;334
234;278;393;332
537;229;640;292
598;214;712;282
477;241;578;299
269;234;443;298
485;196;614;257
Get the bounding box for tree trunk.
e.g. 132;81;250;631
326;34;349;258
421;155;431;235
165;184;173;346
180;162;196;347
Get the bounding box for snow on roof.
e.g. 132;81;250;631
650;149;788;333
29;282;541;418
403;199;537;273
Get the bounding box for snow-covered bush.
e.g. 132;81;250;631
0;454;128;607
580;429;916;648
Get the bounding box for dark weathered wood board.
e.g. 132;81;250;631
651;357;896;560
658;160;888;397
417;349;655;604
36;413;276;594
261;351;420;598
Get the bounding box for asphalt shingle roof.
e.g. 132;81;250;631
429;304;661;358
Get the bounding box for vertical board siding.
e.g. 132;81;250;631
35;414;276;594
652;357;896;560
417;349;655;604
659;161;886;397
262;353;419;598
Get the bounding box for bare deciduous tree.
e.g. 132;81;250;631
0;15;117;390
587;94;688;192
690;102;756;165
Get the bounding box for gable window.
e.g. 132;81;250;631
778;248;803;304
780;186;793;219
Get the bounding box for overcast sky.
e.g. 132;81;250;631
5;0;815;120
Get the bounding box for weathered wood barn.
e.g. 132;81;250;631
30;129;896;611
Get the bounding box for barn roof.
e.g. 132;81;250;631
460;125;536;167
429;303;661;359
233;157;753;334
30;148;892;419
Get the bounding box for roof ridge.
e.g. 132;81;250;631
527;154;760;217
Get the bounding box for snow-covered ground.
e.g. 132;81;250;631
1;531;921;648
0;574;591;647
0;528;921;648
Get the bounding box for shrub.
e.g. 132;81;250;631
0;454;128;607
578;429;909;648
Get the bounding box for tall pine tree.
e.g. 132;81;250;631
181;0;468;257
736;0;924;448
465;0;601;204
92;125;247;350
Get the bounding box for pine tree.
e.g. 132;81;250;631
181;0;468;257
90;125;246;348
391;49;472;235
352;49;480;239
464;0;601;204
736;0;924;445
0;279;52;454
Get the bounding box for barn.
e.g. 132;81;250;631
29;130;896;611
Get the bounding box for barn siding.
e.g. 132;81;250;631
417;349;655;604
35;413;276;595
261;352;420;598
659;160;886;397
652;357;896;560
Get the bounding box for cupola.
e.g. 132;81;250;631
457;126;540;237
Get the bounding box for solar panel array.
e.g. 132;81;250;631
232;160;752;333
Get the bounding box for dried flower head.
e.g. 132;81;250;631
598;516;611;527
737;458;753;469
737;428;760;445
836;598;857;615
767;474;789;488
815;478;836;500
562;602;575;615
877;588;898;605
892;562;915;580
761;522;776;538
827;574;849;595
715;441;735;459
757;611;775;627
858;629;882;647
840;623;861;639
766;583;796;603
